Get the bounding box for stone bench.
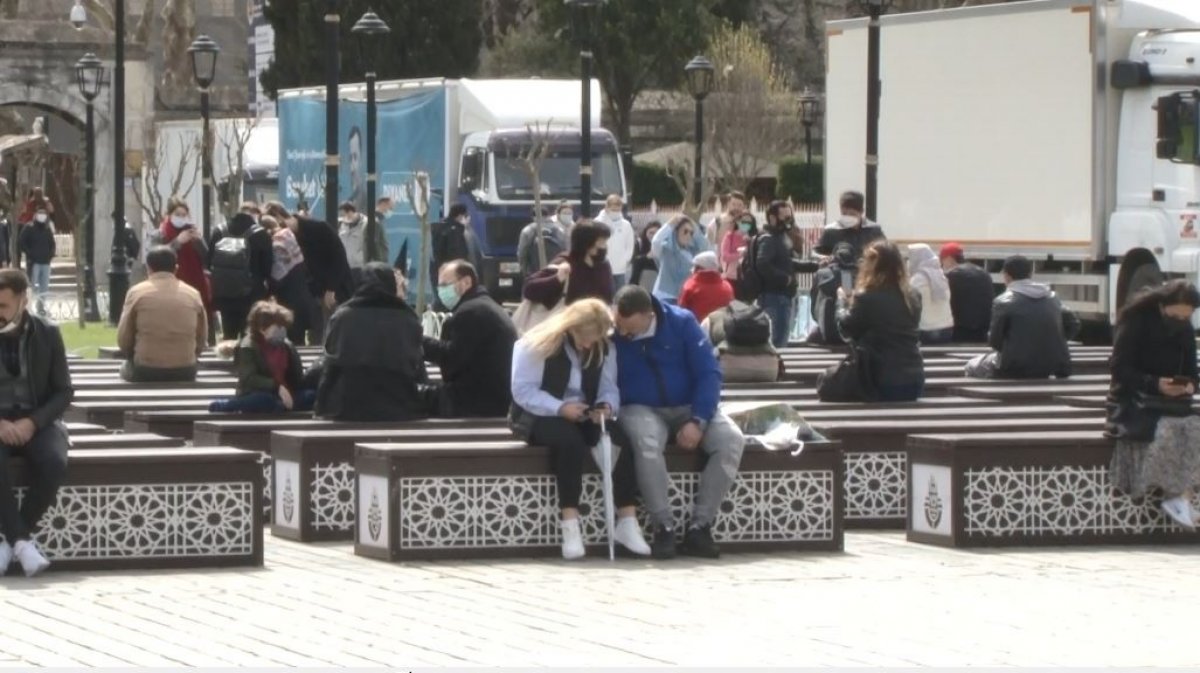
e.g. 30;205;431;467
64;422;108;436
353;439;843;561
68;377;238;391
812;414;1105;529
126;410;312;440
906;430;1200;547
69;432;185;450
12;447;263;571
69;400;216;429
950;384;1110;403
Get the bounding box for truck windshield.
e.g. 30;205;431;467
494;149;623;201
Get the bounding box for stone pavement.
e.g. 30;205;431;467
0;531;1196;667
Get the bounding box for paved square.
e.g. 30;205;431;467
0;532;1196;667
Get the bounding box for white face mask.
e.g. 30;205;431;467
170;215;188;229
558;213;573;226
838;215;860;228
264;325;287;344
34;214;47;224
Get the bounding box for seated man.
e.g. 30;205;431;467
423;260;517;417
940;242;994;343
117;246;207;382
611;285;746;560
966;255;1080;379
0;269;73;576
314;263;430;421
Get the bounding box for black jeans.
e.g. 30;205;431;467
529;416;638;511
0;422;69;542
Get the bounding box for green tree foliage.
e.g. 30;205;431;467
260;0;484;100
776;157;824;205
631;162;683;207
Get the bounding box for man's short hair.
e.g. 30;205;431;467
339;201;357;214
0;269;29;295
146;245;178;274
377;196;393;207
840;190;865;213
448;204;469;220
614;285;654;318
1002;255;1033;281
724;191;747;206
442;259;478;287
766;199;790;224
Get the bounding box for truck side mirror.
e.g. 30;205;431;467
1156;94;1184;161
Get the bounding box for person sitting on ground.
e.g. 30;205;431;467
651;214;712;302
816;190;886;264
611;285;745;560
835;240;925;401
314;263;429;421
679;251;734;323
209;301;315;414
965;255;1080;379
906;243;954;344
423;260;518;417
939;242;994;343
702;300;781;383
523;220;615;307
209;202;273;339
0;269;72;577
116;246;208;383
510;298;651;560
1105;280;1200;529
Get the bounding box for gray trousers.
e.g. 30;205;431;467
965;352;1000;379
618;405;745;529
120;361;198;383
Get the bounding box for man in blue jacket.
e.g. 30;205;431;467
612;285;745;559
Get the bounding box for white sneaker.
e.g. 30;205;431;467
614;516;651;556
1162;497;1196;530
0;541;11;576
13;540;50;577
560;518;585;560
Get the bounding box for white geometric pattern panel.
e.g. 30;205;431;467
18;482;255;559
396;470;835;550
261;456;273;521
309;462;356;532
964;466;1200;538
844;451;907;521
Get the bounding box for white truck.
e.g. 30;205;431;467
825;0;1200;338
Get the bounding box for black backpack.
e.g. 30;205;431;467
723;300;772;348
737;234;764;300
211;225;262;300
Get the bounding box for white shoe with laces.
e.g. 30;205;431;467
13;539;50;577
1162;497;1196;530
560;518;585;560
0;541;11;576
614;516;652;556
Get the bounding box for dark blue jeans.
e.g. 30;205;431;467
877;383;924;402
759;292;795;349
209;389;316;414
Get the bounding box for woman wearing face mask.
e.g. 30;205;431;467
154;199;213;318
720;213;757;283
1106;280;1200;529
651;213;712;302
259;214;317;344
209;301;315;413
18;207;56;316
595;195;635;288
905;243;955;344
522;220;615;308
509;298;650;560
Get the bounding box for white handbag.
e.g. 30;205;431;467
511;277;569;335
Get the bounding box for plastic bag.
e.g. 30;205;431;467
723;401;820;455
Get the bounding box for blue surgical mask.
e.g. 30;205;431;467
437;284;461;310
738;222;752;234
170;215;188;229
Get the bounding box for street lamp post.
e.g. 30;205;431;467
71;0;128;324
188;35;220;242
800;87;819;166
75;53;105;322
865;0;888;222
684;55;715;204
567;0;601;217
325;0;340;229
352;11;391;244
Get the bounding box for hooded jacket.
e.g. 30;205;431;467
314;263;430;421
1105;302;1199;440
594;211;636;277
906;244;953;332
679;270;735;323
988;279;1081;378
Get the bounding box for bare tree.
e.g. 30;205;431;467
502;120;555;268
405;172;433;314
132;127;200;227
216;115;262;219
159;0;197;99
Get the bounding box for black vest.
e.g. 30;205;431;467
509;341;604;439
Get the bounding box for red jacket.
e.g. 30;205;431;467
679;270;734;323
159;219;213;312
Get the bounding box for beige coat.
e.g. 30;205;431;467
117;272;207;368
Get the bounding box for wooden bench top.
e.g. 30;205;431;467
70;433;185;449
1054;395;1107;408
798;404;1101;422
950;384;1110;400
48;446;259;464
908;430;1110;449
814;416;1103;437
73;388;231;400
65;422;108;435
69;378;237;390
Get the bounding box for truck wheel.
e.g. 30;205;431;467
1123;262;1164;307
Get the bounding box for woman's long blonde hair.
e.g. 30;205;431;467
521;298;612;368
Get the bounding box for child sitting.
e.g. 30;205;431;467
209;301;316;413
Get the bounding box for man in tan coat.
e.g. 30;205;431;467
117;246;207;382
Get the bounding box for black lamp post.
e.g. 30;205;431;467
684;55;715;203
325;0;340;229
352;10;391;244
188;35;220;242
75;52;105;322
865;0;888;222
71;0;128;324
566;0;601;217
800;87;820;166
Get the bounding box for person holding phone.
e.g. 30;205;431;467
152;198;213;320
1106;279;1200;529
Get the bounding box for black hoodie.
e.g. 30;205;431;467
314;263;430;421
209;212;274;298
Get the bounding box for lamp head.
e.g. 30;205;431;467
685;55;715;101
188;34;221;90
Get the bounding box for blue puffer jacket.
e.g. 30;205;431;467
612;297;722;422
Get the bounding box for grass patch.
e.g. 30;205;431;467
58;322;118;359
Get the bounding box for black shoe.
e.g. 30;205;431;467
651;525;676;560
680;524;720;559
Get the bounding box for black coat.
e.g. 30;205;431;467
1105;303;1198;440
19;222;55;265
988;283;1080;379
294;217;354;302
815;222;886;261
314;264;429;421
754;230;798;297
946;262;994;342
12;314;74;429
422;285;517;417
837;285;925;389
210;213;274;301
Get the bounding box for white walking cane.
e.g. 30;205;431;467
595;416;617;561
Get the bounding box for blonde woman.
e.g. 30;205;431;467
509;298;651;560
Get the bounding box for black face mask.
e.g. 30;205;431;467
592;248;608;264
1164;316;1193;335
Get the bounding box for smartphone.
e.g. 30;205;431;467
1171;376;1193;386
